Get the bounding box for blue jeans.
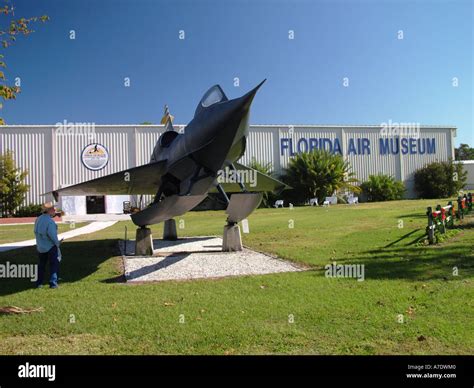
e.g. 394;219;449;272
36;246;59;288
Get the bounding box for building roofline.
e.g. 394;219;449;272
248;124;458;130
0;124;458;130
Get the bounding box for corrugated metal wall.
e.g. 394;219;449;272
0;127;52;206
54;127;133;188
278;127;342;171
248;125;454;192
240;127;275;169
344;128;400;183
0;125;455;207
460;162;474;190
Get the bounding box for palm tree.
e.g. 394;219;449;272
282;150;359;205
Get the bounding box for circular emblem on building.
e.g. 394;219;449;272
81;143;109;171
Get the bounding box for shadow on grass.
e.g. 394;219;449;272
125;252;191;280
0;239;120;297
397;214;428;219
453;222;474;230
336;242;474;281
2;221;473;295
384;229;422;248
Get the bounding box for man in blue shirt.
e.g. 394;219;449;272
34;202;62;288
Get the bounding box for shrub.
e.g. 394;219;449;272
414;160;467;199
15;204;43;217
281;150;359;205
0;151;30;217
361;174;405;202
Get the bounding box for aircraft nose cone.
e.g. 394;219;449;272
236;79;266;111
185;79;266;171
203;79;266;129
185;79;266;151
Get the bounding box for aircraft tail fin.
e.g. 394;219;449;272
160;105;175;132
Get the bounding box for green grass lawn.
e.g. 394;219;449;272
0;200;472;355
0;222;87;244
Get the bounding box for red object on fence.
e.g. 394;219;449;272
441;207;446;221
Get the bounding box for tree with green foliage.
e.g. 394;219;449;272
0;2;49;124
281;150;359;205
248;157;272;176
15;203;42;217
414;160;467;199
455;143;474;161
360;174;405;202
248;157;277;208
0;150;29;216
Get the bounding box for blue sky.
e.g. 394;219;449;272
2;0;473;146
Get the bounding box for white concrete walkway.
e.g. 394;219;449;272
62;214;130;222
0;221;117;252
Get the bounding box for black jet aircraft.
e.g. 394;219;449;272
52;80;287;227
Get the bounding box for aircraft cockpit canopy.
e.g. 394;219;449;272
194;85;228;117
